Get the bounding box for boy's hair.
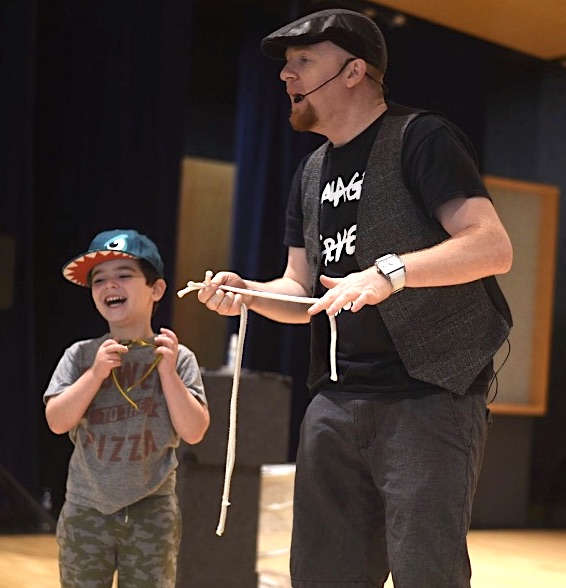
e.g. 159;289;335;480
138;258;162;287
134;259;163;316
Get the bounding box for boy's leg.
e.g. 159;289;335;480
115;494;181;588
57;501;116;588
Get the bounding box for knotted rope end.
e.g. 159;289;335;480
177;281;202;298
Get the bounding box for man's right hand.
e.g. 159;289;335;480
197;271;251;315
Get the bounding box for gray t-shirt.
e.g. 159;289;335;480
44;334;206;514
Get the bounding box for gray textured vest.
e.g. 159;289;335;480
301;107;510;394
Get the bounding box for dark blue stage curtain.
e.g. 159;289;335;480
0;0;41;530
231;27;324;458
0;0;195;521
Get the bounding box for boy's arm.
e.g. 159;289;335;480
155;328;210;445
45;339;128;434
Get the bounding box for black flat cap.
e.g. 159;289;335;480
261;8;387;72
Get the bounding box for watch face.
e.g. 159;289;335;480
376;255;405;293
378;256;403;274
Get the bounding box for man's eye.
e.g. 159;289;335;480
288;57;309;67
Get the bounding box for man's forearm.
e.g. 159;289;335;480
243;276;312;324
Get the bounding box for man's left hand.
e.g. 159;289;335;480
307;267;393;316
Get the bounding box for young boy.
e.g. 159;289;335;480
44;228;209;588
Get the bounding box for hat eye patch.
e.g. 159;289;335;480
104;234;128;252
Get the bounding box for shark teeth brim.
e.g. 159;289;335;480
63;251;137;286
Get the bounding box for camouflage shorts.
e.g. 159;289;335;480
56;494;181;588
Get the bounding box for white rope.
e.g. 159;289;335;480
177;272;339;535
177;277;337;381
215;303;247;535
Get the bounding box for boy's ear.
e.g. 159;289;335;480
152;278;167;301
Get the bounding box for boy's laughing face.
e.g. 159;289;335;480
90;258;165;332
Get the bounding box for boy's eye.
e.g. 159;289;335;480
92;273;136;284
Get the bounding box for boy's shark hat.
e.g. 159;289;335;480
62;229;164;287
261;8;388;72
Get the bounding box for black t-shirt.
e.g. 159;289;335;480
285;111;493;395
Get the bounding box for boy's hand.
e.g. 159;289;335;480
155;327;179;375
92;339;129;381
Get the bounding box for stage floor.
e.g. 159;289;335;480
1;529;565;587
2;464;565;587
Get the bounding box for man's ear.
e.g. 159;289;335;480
346;58;367;87
152;278;167;301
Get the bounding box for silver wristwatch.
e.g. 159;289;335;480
375;254;405;293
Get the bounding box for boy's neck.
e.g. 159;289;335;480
108;324;155;342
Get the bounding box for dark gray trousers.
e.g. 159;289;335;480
291;387;490;588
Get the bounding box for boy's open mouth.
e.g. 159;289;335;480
105;296;126;308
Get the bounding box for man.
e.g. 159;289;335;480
199;8;512;588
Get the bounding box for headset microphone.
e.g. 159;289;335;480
293;58;355;104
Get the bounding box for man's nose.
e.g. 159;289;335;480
279;63;296;82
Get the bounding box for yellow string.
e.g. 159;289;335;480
111;339;162;410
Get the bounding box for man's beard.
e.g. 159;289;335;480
289;102;318;132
